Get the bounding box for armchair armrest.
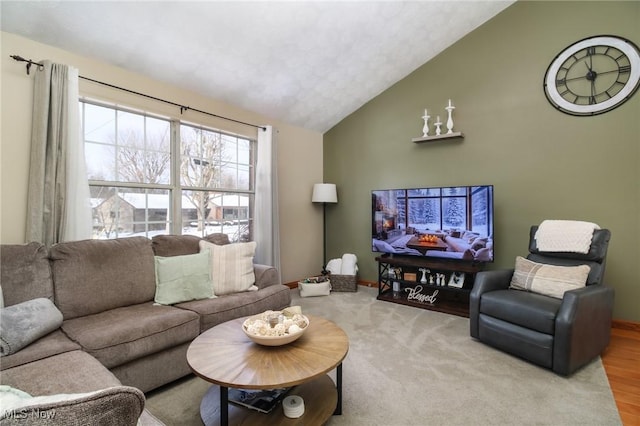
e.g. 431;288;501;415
553;284;615;375
469;269;514;338
471;269;514;296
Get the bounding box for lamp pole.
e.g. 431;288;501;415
312;183;338;275
321;201;328;274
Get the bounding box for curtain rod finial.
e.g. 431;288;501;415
10;54;44;75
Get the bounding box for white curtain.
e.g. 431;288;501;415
25;60;92;245
254;126;281;278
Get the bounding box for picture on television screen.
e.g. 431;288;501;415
372;185;494;262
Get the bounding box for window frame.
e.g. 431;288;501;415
81;99;256;241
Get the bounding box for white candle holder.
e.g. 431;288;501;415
421;109;430;137
435;116;442;136
445;99;455;134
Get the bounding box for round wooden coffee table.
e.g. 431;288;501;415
187;314;349;426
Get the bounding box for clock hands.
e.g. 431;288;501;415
581;60;598;81
594;68;623;76
561;67;621;83
585;57;593;72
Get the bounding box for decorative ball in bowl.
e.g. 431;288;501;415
242;309;309;347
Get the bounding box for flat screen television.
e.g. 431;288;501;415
372;185;494;262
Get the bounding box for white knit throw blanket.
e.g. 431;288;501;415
534;220;600;254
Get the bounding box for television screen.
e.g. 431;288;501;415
372;185;494;262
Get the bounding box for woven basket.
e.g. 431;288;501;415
328;273;358;292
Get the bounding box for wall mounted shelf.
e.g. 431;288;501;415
412;132;464;144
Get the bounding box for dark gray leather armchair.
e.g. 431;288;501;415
470;226;613;376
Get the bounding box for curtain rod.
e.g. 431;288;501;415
10;54;267;131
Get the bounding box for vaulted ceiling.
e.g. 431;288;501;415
1;1;514;132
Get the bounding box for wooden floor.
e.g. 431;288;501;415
602;323;640;426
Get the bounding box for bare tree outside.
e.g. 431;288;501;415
116;130;171;184
181;125;225;232
115;112;171;184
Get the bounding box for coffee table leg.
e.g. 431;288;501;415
334;363;343;415
220;385;228;426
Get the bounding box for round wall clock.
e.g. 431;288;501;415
543;35;640;116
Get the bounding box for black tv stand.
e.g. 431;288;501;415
375;256;485;317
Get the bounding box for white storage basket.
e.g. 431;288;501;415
298;279;331;297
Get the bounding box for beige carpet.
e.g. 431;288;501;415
145;286;621;425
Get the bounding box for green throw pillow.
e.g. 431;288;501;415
154;250;215;305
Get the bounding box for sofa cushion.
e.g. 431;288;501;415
0;385;145;425
176;284;292;331
50;237;156;319
151;233;230;257
61;302;199;368
154;250;215;305
0;242;53;307
253;264;281;290
199;240;257;295
1;298;63;356
0;350;122;395
204;233;231;246
0;330;80;371
110;342;192;393
509;256;590;299
151;234;202;257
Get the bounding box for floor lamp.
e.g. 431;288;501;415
312;183;338;275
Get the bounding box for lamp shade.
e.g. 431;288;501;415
312;183;338;203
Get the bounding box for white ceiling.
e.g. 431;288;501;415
1;1;514;133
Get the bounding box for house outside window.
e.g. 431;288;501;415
82;100;255;242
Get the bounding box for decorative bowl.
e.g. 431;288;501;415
242;311;309;347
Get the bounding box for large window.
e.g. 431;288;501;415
82;100;255;241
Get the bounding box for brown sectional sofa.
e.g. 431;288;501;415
0;234;291;425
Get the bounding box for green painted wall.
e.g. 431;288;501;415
323;1;640;322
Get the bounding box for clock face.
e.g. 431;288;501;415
544;35;640;116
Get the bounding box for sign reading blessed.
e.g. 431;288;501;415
405;286;439;304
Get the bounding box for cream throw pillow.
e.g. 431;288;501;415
199;240;257;295
509;256;590;299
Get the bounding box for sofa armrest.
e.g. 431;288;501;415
0;386;145;426
553;284;615;375
469;269;514;338
253;264;280;290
